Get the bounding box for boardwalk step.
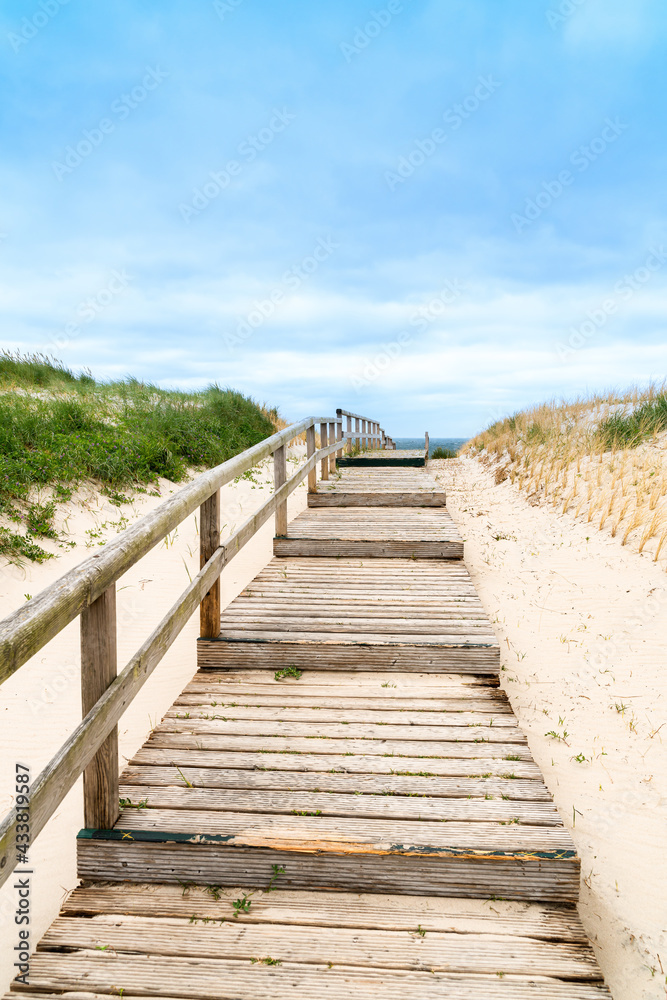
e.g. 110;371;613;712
309;469;446;507
274;508;462;558
338;448;426;468
10;886;609;999
198;559;499;673
10;888;611;999
76;670;577;904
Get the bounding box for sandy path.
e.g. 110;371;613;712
0;451;308;992
435;457;667;1000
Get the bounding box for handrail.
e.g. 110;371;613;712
0;410;387;888
336;409;386;453
0;417;321;684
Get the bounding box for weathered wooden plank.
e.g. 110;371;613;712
184;671;500;691
7;959;611;1000
199;490;220;639
130;748;543;779
119;765;553;799
306;423;317;492
157;717;528;744
171;702;516;723
40;915;601;978
111;805;575;852
145;731;531;759
308;492;447;507
273;444;287;537
76;840;581;902
216;620;496;637
80;584;119;831
197;640;501;673
274;539;464;557
116;784;560;824
320;421;329;480
60;883;589;941
339;452;426;468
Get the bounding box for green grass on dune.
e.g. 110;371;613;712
0;351;278;563
597;394;667;450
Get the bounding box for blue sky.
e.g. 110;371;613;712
1;0;666;436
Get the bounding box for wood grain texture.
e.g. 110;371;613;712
339;449;426;468
60;882;589;940
40;914;601;978
7;958;610;1000
81;584;119;830
199;490;220;638
205;556;499;673
76;839;581;903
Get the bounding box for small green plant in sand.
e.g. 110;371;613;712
274;665;303;681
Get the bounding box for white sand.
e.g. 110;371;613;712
0;451;308;992
435;456;667;1000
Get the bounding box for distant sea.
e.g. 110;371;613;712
394;437;467;456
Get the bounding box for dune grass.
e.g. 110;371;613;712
464;384;667;566
0;351;279;562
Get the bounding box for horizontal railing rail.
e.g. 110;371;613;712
336;408;390;453
0;410;387;887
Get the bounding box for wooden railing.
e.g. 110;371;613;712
0;410;387;888
336;409;393;452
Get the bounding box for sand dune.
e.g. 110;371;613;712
437;456;667;1000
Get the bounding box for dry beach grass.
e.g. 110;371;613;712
464;385;667;568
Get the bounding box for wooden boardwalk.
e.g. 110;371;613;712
338;448;426;467
5;454;611;999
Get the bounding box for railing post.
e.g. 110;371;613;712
274;444;287;536
328;420;336;474
346;415;352;454
200;490;221;638
306;423;317;492
354;417;360;451
337;419;344;459
362;419;367;451
81;585;118;830
320;421;329;480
